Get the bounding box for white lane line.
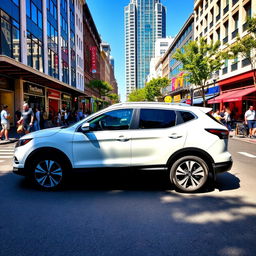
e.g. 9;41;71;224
0;152;14;155
0;156;13;159
0;150;14;152
238;152;256;158
0;160;5;163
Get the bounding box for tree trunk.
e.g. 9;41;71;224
202;85;206;107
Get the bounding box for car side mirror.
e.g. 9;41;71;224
81;122;90;132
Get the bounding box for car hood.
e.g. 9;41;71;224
20;127;62;139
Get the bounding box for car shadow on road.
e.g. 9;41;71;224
16;169;240;194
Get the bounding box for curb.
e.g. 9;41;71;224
0;138;18;145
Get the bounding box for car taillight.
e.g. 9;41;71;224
205;129;229;139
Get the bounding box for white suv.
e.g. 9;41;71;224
13;102;232;192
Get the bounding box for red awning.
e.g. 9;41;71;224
208;86;256;104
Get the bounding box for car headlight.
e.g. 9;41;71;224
16;138;33;148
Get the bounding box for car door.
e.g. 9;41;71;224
131;108;187;167
72;108;134;168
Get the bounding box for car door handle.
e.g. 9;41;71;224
169;134;183;139
116;135;130;142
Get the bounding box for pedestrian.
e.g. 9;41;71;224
213;110;221;122
244;105;256;139
17;103;34;134
64;109;69;126
15;109;21;124
224;108;232;131
0;104;10;141
56;110;62;126
33;107;41;131
219;109;226;125
78;108;84;121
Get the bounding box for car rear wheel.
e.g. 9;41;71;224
30;155;65;190
170;156;209;192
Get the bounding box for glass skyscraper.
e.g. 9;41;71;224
125;0;166;98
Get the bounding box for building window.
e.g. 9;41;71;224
48;48;59;79
0;11;20;61
62;60;69;83
27;32;43;72
47;0;57;20
27;1;43;29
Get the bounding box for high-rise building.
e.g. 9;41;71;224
125;0;166;99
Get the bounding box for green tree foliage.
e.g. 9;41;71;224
128;88;146;102
173;38;224;106
88;80;113;98
225;17;256;85
108;93;119;103
145;77;171;101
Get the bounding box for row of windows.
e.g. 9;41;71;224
26;0;43;29
0;10;20;62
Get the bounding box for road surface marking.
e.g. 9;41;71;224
0;160;4;163
0;150;14;152
0;156;13;159
238;152;256;158
0;152;14;155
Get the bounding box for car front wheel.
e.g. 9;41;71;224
170;156;209;192
30;155;65;190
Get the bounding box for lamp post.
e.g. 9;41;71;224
190;85;194;106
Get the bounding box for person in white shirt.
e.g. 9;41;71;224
245;105;256;138
0;105;10;141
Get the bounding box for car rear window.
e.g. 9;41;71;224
139;109;176;129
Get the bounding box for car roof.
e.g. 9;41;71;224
108;102;212;113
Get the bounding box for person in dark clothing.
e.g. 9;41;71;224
17;103;34;134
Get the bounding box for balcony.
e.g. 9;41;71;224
223;5;229;15
243;22;248;32
232;0;238;6
216;14;220;23
232;28;238;39
223;36;228;44
222;67;228;75
242;58;250;67
231;62;238;71
210;21;213;28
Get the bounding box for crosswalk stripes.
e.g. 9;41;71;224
0;144;15;163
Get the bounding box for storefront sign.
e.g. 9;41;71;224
62;93;71;101
48;89;60;99
24;83;44;96
173;95;181;103
90;46;97;74
164;96;172;103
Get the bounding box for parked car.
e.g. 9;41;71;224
13;102;232;192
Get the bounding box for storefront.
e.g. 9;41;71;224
24;83;45;111
193;86;219;107
47;89;61;122
207;71;256;121
0;76;14;126
61;93;72;110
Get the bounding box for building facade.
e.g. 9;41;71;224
194;0;256;119
160;14;194;103
125;0;166;99
0;0;87;127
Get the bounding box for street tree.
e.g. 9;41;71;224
145;77;171;101
108;93;119;103
225;17;256;86
173;38;224;106
88;80;113;98
128;88;146;102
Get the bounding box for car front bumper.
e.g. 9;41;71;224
13;167;27;176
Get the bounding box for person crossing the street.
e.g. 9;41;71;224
0;104;10;141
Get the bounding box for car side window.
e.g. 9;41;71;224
139;109;176;129
179;111;195;123
89;109;133;131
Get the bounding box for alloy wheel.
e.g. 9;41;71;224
34;160;63;188
174;160;206;191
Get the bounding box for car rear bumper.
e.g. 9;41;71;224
212;160;233;174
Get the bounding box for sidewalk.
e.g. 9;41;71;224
229;130;256;144
0;127;20;145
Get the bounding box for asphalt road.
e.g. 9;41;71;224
0;139;256;256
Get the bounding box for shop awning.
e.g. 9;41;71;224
0;55;86;96
208;86;256;104
193;95;217;105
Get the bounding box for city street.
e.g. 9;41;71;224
0;139;256;256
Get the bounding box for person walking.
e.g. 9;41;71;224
33;107;41;131
213;110;222;122
0;105;10;141
224;108;232;131
17;103;34;134
245;105;256;139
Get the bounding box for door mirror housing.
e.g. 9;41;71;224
81;122;90;132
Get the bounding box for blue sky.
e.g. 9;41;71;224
86;0;194;101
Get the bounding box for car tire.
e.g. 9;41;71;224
29;154;66;190
170;155;209;192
